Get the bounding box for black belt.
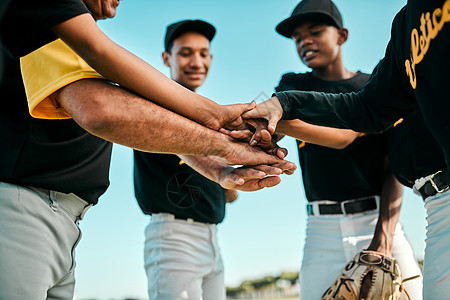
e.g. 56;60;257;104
307;196;378;216
417;170;449;200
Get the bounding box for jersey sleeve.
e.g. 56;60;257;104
274;40;417;134
20;39;104;119
2;0;91;58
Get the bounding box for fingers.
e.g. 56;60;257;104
219;128;232;135
227;129;254;141
225;189;238;203
219;167;265;190
257;176;281;189
227;173;245;185
220;101;257;131
228;101;256;115
220;163;288;191
241;103;270;120
234;176;281;191
242;97;282;134
243;100;257;113
267;162;297;174
233;167;268;179
277;148;288;160
251;165;283;175
254;130;287;159
249;131;262;147
267;117;278;135
236;162;296;176
255;129;271;148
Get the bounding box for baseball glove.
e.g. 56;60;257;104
321;250;416;300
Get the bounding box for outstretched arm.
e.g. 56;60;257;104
243;51;418;141
54;79;290;166
51;13;249;131
277;119;360;149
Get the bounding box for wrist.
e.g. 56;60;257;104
272;94;289;120
207;131;232;158
367;235;393;256
196;100;222;130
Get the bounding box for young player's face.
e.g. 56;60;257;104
292;21;344;69
82;0;120;20
163;32;212;92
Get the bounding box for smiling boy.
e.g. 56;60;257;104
273;0;422;298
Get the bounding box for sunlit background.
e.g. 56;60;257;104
74;1;425;299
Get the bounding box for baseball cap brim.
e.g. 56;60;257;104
276;12;342;38
165;20;216;51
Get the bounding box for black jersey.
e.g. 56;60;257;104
388;111;446;187
276;72;386;202
275;0;450;184
0;0;112;204
134;151;226;224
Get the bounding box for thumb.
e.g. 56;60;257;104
228;173;244;186
231;101;256;115
277;147;287;159
267;116;279;134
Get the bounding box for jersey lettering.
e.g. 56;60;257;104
405;0;450;89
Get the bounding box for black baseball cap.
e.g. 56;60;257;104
164;19;216;51
276;0;343;38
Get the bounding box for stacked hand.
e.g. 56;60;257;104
205;96;294;191
219;162;297;192
217;96;286;161
219;161;296;205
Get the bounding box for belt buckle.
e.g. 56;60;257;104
340;200;349;215
430;170;449;193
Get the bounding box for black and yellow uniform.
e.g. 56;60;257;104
275;0;450;184
276;71;386;202
0;1;112;204
134;152;226;224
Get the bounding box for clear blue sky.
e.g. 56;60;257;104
74;1;426;299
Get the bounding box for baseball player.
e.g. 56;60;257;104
242;0;449;299
133;20;244;299
273;1;422;299
2;0;287;150
0;1;294;298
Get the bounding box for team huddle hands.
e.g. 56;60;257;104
218;97;286;159
211;97;295;192
219;97;284;151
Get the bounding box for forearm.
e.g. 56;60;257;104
55;79;226;156
275;55;417;134
275;90;396;134
277;119;359;149
367;170;404;256
55;79;285;166
51;14;219;127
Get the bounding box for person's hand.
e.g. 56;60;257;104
218;162;296;192
225;190;238;203
203;101;256;132
242;96;283;135
218;134;293;166
220;97;285;156
221;124;287;159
